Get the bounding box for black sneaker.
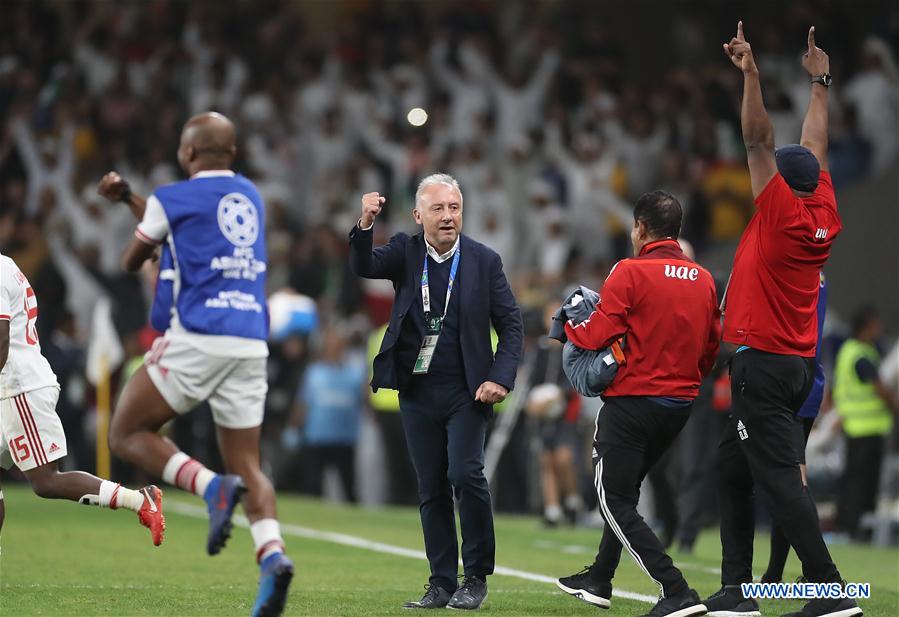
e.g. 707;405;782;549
780;597;862;617
402;584;454;609
447;576;488;610
638;588;707;617
704;585;761;616
556;566;612;609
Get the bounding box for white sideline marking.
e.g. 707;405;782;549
167;501;657;604
675;561;722;576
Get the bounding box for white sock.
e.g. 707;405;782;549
545;504;563;522
91;480;144;512
162;452;216;497
564;494;583;511
250;518;285;563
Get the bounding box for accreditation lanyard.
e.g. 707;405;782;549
421;247;460;325
414;247;460;375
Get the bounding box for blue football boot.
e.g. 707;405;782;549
203;474;246;555
251;552;294;617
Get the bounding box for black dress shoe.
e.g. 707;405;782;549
402;584;454;609
556;566;612;608
638;588;707;617
447;576;488;610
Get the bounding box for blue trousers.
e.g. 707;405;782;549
398;376;495;591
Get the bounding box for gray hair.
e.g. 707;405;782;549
415;173;463;210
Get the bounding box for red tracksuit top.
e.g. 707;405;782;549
564;239;721;399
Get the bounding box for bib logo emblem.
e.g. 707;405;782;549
217;193;259;248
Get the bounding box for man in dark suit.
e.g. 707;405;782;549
349;173;523;610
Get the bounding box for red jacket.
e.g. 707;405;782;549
564;239;721;399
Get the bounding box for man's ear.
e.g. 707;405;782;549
635;219;647;239
412;207;422;225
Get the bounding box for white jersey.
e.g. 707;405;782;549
0;255;58;399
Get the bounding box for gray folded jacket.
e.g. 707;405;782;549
548;285;624;398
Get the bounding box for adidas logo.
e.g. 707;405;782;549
737;420;749;441
48;442;60;453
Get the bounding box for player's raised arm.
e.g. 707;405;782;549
97;171;151;271
724;21;776;198
800;26;831;171
97;171;148;220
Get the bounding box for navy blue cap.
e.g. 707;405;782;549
775;144;820;192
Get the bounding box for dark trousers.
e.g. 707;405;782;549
303;444;357;503
590;397;692;599
647;449;678;548
399;377;495;591
765;415;816;582
837;434;885;539
718;349;840;585
677;380;729;548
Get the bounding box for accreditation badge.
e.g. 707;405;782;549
413;314;443;374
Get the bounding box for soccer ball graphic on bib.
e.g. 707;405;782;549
217;192;259;248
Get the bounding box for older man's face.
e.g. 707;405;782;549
414;183;463;249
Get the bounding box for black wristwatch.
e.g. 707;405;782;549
811;73;832;88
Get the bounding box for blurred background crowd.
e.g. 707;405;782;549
1;0;897;546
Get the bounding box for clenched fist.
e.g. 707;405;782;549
360;192;386;229
97;171;131;203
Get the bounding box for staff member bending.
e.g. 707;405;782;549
556;190;720;617
349;174;523;610
705;23;861;617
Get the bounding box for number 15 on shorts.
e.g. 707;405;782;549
10;435;31;464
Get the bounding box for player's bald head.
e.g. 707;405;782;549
178;112;236;171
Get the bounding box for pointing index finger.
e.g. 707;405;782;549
808;25;815;51
737;20;745;41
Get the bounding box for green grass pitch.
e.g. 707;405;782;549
1;484;896;616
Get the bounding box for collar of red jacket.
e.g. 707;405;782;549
639;238;681;256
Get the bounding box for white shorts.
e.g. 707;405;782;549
144;335;268;430
0;386;67;472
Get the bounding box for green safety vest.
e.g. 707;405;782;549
365;324;507;412
833;338;892;438
368;324;400;412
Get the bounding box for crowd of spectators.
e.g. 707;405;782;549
0;1;896;540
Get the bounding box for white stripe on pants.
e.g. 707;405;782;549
594;457;666;597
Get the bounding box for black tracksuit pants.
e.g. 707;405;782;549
717;349;842;584
590;396;693;598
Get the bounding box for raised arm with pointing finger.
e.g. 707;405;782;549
724;21;777;198
799;26;831;172
710;22;859;617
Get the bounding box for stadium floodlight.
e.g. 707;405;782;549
406;107;428;127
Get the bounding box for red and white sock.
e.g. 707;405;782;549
250;518;286;563
162;452;216;497
95;480;144;512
